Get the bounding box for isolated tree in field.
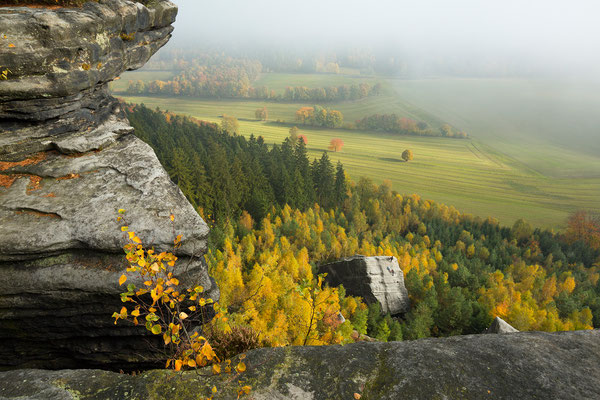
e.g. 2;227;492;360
328;138;344;152
402;149;413;162
221;114;239;134
289;126;299;143
255;107;268;121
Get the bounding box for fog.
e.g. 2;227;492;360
167;0;600;78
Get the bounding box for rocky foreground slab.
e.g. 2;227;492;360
1;330;598;400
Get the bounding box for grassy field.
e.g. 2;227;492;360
392;78;600;179
116;94;441;128
253;72;380;91
114;72;600;230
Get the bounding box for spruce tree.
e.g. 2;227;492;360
313;152;335;209
334;161;347;206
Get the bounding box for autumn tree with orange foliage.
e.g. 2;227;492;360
328;138;344;152
295;107;314;124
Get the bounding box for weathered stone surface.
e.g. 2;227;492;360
0;0;216;370
485;316;519;334
0;0;176;108
319;255;409;314
1;330;599;399
0;134;208;260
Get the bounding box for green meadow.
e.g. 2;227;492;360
113;72;600;230
253;71;380;91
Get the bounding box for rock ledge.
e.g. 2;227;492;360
0;330;598;399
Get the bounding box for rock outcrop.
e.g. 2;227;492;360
0;0;217;370
319;255;409;315
1;330;599;399
485;316;519;334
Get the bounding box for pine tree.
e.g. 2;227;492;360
313;152;335;209
295;139;315;207
334;161;347;206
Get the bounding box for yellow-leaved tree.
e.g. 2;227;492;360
112;210;251;400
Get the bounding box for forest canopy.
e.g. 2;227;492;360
127;104;600;345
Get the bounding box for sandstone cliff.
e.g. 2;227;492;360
1;330;599;399
0;0;217;370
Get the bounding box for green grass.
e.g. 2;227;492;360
391;78;600;178
118;93;440;128
115;73;600;230
253;72;379;91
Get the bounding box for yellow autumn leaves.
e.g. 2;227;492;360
112;210;252;399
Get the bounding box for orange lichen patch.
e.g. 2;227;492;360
0;152;47;172
56;173;81;181
42;192;56;198
1;173;45;192
83;169;99;175
15;210;60;218
0;174;19;189
26;175;43;194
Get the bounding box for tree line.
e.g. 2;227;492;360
295;105;344;128
122;52;382;102
281;83;382;102
126;77;381;103
355;114;468;138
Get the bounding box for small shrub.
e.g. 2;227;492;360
204;325;264;361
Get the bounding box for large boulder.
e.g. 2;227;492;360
319;255;409;315
0;330;598;399
485;316;519;334
0;0;217;370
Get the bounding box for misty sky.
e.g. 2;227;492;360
169;0;600;76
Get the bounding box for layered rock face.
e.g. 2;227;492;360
1;330;599;399
0;0;217;370
319;255;409;315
